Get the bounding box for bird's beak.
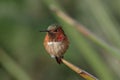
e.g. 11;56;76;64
39;30;49;32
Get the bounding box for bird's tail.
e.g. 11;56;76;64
55;56;63;64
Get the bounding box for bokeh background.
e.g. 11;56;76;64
0;0;120;80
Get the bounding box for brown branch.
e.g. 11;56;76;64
61;58;98;80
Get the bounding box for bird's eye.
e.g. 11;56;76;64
54;29;58;32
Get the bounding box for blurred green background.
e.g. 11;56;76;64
0;0;120;80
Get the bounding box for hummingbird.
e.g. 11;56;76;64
40;24;69;64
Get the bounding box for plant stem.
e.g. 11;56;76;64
62;58;98;80
47;4;120;60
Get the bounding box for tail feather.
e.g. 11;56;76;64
55;57;63;64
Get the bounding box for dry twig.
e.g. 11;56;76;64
61;58;98;80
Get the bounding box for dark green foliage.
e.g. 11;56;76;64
0;0;120;80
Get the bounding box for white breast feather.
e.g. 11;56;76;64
47;42;61;46
47;42;64;58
